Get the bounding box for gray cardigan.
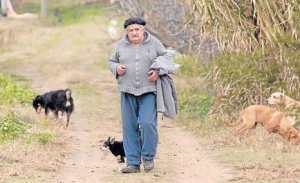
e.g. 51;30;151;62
109;31;174;96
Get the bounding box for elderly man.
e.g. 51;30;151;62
109;17;174;173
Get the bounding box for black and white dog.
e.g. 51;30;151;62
101;137;125;163
32;88;74;127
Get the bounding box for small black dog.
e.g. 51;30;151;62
32;88;74;127
101;137;125;163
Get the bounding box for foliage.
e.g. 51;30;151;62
0;74;35;105
0;74;36;143
48;4;104;26
178;0;300;114
176;55;211;77
176;56;214;121
207;49;300;113
0;111;31;140
181;0;300;52
36;133;55;145
178;87;213;120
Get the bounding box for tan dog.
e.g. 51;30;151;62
267;92;300;125
267;92;300;110
224;105;299;145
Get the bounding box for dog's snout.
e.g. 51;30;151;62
101;146;107;151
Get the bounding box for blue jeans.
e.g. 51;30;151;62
121;92;158;165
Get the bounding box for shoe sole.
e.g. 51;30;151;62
121;170;140;173
144;166;154;172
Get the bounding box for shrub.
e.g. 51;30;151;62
207;49;300;113
0;74;35;105
0;111;31;140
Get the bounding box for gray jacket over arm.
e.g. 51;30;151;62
151;61;180;120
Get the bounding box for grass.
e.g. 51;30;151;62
175;55;300;182
0;70;67;181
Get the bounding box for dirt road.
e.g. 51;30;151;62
1;16;233;183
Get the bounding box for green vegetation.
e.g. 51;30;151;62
0;74;35;105
0;74;55;145
0;111;30;143
48;4;105;26
20;0;105;26
176;56;213;119
176;1;300;181
183;0;300;52
179;87;212;119
181;0;300;112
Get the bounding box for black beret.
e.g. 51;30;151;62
123;17;146;29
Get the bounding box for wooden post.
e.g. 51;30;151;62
41;0;47;17
1;0;8;17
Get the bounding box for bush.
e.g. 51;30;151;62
208;49;300;113
0;111;31;140
176;56;214;121
0;74;35;105
178;87;213;120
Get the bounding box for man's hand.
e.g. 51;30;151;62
117;65;126;75
148;70;159;82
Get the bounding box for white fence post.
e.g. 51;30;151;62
1;0;8;18
41;0;47;17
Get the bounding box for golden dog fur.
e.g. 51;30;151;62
224;105;299;145
267;92;300;110
267;92;300;126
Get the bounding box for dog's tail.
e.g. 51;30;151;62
223;111;244;127
65;88;72;100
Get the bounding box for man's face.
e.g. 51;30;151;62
127;24;144;45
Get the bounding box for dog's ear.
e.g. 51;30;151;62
280;94;286;104
65;89;72;100
110;137;115;144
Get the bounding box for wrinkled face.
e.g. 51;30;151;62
126;24;145;45
289;128;299;145
267;92;284;105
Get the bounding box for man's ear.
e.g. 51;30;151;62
110;137;115;144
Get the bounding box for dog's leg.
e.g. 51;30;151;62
236;121;255;141
66;112;71;127
58;111;63;120
283;129;292;143
44;106;49;119
54;110;59;120
116;156;122;163
120;156;125;163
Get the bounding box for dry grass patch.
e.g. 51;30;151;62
210;122;300;182
0;106;70;182
0;123;69;182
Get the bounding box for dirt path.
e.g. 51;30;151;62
2;17;233;183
